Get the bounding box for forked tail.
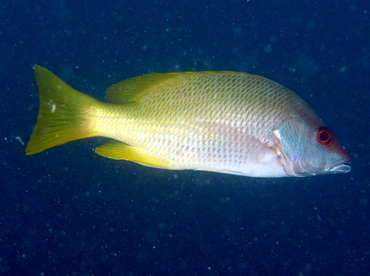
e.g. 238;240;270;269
26;65;100;155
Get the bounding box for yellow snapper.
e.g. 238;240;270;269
26;65;351;177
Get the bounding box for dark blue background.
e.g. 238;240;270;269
1;0;369;275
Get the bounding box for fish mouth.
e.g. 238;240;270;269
328;164;351;173
324;156;351;174
297;161;352;176
328;151;352;174
301;157;352;176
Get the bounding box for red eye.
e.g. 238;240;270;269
317;126;333;145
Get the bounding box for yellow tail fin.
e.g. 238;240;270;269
26;65;100;155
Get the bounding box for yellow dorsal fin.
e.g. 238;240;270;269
106;71;243;104
95;141;170;169
106;72;180;104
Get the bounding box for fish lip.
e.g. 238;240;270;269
328;163;351;173
325;156;351;174
329;164;352;173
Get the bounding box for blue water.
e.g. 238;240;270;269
1;1;369;275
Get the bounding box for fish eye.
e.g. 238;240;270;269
317;126;333;145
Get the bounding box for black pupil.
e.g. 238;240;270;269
319;130;330;142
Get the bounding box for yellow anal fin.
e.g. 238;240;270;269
95;141;170;169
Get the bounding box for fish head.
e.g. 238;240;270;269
273;111;351;177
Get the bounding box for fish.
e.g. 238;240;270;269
26;65;351;177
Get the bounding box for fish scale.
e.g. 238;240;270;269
26;66;351;177
91;72;304;174
119;72;298;144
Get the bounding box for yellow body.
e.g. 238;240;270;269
26;65;310;177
